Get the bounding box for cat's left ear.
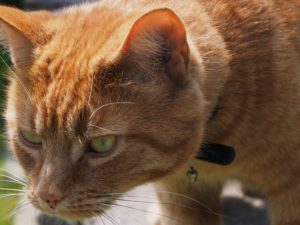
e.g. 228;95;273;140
121;8;190;86
0;6;50;68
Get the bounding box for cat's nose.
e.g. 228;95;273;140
37;189;65;209
36;162;70;209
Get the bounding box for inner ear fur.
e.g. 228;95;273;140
121;8;190;86
0;6;50;67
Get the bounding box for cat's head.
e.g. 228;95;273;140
0;4;205;220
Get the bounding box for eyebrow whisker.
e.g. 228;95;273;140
87;124;114;133
89;102;135;120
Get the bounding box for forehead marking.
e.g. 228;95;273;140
33;9;131;133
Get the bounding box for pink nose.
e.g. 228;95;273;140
37;190;65;209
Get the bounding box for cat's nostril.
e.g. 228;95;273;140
37;190;65;209
46;198;61;209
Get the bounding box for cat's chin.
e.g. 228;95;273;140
56;210;103;221
34;205;107;221
40;209;105;221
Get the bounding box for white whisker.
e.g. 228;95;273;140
0;187;26;193
0;168;27;183
0;179;26;186
0;193;24;200
9;201;32;220
0;55;33;104
89;102;135;119
155;190;235;220
88;125;114;133
101;191;217;214
109;205;145;225
100;191;237;221
95;213;107;225
103;211;120;225
0;132;8;138
100;216;106;225
0;175;27;186
98;202;178;222
0;198;29;223
93;209;120;225
115;198;197;211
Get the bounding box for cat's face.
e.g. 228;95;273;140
1;5;205;220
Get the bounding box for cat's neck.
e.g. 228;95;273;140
186;21;231;128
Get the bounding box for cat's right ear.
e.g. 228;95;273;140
0;6;51;68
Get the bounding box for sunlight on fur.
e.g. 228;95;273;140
0;0;299;225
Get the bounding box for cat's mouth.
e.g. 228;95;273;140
30;199;112;220
28;189;118;220
56;209;106;220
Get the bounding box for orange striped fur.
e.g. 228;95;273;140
0;0;299;224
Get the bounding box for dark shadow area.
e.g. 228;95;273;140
38;214;88;225
38;215;72;225
0;0;22;8
222;197;270;225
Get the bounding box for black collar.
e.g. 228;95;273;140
196;143;235;165
196;101;236;166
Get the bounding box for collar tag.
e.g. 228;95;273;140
196;143;236;166
186;166;198;182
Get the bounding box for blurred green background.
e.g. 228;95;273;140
0;1;23;224
0;40;21;225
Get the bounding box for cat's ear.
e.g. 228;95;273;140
0;6;50;68
121;8;190;86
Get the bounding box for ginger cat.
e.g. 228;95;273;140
0;0;299;225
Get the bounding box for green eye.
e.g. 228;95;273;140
89;136;117;154
20;129;42;145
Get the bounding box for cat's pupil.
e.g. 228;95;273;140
101;138;106;146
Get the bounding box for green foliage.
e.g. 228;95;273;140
0;49;10;157
0;169;22;225
0;48;15;225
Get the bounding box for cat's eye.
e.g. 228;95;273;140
20;129;42;146
88;136;117;154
